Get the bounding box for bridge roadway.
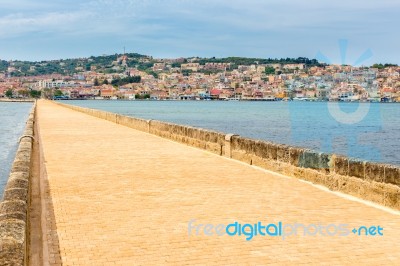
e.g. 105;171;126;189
36;100;400;265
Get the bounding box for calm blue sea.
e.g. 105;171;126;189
0;102;33;198
66;100;400;166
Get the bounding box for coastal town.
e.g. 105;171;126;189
0;53;399;102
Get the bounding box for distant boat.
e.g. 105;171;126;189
264;95;276;101
53;96;69;100
366;98;379;102
293;97;307;101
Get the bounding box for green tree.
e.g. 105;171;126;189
111;76;141;86
372;64;384;69
147;71;158;78
94;78;100;86
42;88;53;99
5;89;13;98
54;89;63;97
29;90;41;98
18;89;29;98
372;63;398;69
102;79;109;85
181;69;192;76
265;66;275;75
134;93;150;99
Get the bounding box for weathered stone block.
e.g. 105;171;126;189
13;153;30;162
224;134;238;158
0;220;25;243
348;160;365;179
277;144;290;163
216;133;226;145
8;172;29;181
293;167;306;179
17;142;32;151
299;150;320;169
0;201;27;221
266;143;278;160
231;150;252;165
301;168;322;183
5;178;29;190
365;162;384;182
319;153;332;173
334;156;349;176
10;162;30;173
358;181;386;205
205;143;222;155
0;239;24;266
186;127;194;138
289;147;303;167
252;141;267;158
235;137;253;152
251;156;269;169
2;189;28;202
384;165;400;186
384;185;400;210
337;176;361;196
323;174;339;191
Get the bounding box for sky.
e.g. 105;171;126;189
0;0;399;65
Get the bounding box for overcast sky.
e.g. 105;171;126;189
0;0;399;64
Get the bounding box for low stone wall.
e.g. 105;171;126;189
0;103;36;266
149;120;225;155
55;102;400;210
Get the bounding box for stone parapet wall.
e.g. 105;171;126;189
0;103;36;266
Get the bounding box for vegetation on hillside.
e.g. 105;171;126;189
111;76;142;86
0;60;9;72
0;53;325;77
371;63;398;69
195;57;322;68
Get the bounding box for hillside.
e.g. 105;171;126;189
0;53;323;77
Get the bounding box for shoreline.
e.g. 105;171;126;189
0;98;36;103
52;98;400;103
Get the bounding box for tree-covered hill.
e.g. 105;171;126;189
0;52;324;77
194;56;321;67
1;52;149;77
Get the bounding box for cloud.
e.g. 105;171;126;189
0;11;92;38
0;0;399;62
